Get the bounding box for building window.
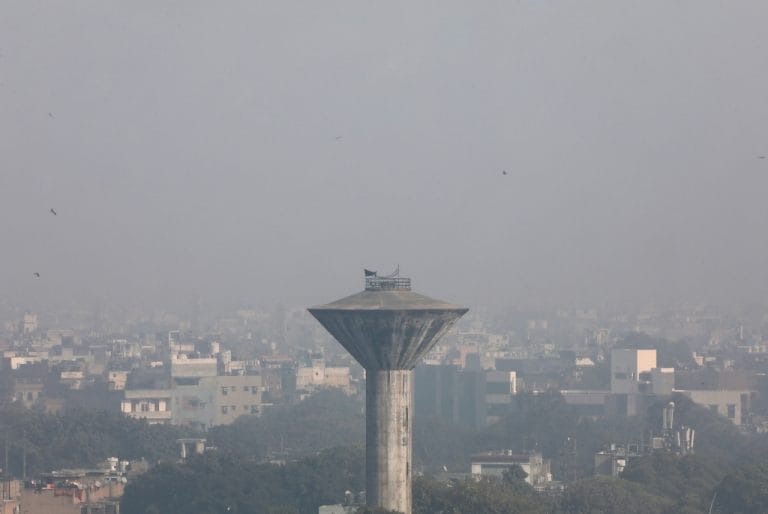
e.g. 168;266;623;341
221;406;228;414
709;405;719;413
242;386;249;392
221;387;228;395
231;405;236;411
727;404;736;419
231;386;237;392
614;372;628;380
252;388;259;395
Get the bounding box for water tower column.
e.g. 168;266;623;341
366;369;412;514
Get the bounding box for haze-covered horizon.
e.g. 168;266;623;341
2;1;768;313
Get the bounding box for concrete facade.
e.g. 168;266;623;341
367;370;412;514
611;349;657;394
122;375;263;428
678;389;751;425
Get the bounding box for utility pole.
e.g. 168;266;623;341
21;429;26;481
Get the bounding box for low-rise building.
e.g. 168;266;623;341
296;357;351;394
470;451;551;487
121;389;173;424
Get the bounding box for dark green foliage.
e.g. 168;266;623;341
572;362;610;390
481;390;647;479
502;463;528;483
714;460;768;514
120;446;364;514
208;388;364;460
0;403;192;476
621;453;720;512
412;415;476;473
412;476;551;514
560;476;673;514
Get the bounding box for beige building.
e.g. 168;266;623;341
678;389;752;426
123;375;263;429
213;375;264;425
296;357;351;394
1;479;20;514
22;313;38;334
107;371;129;391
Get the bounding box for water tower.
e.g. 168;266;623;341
308;270;467;514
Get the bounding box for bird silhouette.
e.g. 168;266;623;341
33;272;40;278
759;156;766;160
502;170;508;175
50;208;57;215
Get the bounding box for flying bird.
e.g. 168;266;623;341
33;272;40;278
502;170;507;175
334;136;342;140
48;112;53;118
759;156;766;159
49;208;57;215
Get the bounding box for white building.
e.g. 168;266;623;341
470;451;551;487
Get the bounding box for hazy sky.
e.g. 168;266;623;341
1;1;768;312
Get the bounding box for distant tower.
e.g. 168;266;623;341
309;270;467;514
663;401;675;433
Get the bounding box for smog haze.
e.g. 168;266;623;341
2;1;768;311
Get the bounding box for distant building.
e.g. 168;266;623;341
296;356;352;394
106;371;128;391
21;313;38;334
594;444;643;477
121;389;173;424
677;389;752;426
485;370;517;424
20;470;124;514
122;369;263;429
415;364;486;430
1;479;21;514
470;451;551;488
610;349;657;394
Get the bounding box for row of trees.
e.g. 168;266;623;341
0;402;192;476
121;447;365;514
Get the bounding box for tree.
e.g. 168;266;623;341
209;388;364;461
121;446;365;514
714;461;768;514
502;463;528;483
412;476;550;514
560;476;672;514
